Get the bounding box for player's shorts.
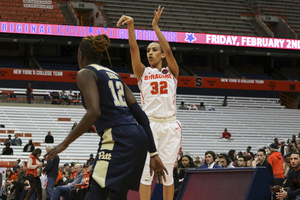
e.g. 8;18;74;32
90;124;148;192
141;116;182;186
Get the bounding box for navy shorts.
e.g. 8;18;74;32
89;124;148;193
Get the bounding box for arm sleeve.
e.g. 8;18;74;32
27;158;38;170
128;102;157;153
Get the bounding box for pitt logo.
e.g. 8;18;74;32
144;74;171;80
98;151;112;160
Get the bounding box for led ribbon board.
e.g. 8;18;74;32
1;22;300;50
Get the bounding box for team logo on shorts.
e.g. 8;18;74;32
98;151;112;160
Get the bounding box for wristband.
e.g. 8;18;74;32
150;152;158;157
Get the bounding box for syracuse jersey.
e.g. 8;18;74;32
138;67;177;118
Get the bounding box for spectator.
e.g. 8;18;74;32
64;163;70;170
198;102;205;110
237;156;246;167
86;154;95;165
67;89;74;105
70;166;76;179
72;162;92;200
221;128;231;139
54;168;64;187
268;143;284;186
274;138;281;147
26;83;34;104
44;145;60;200
178;101;187;110
12;134;22;146
9;163;27;200
228;150;237;167
4;134;12;145
25;148;43;200
219;154;235;168
187;104;198;110
200;151;222;169
62;171;72;185
2;168;17;195
51;164;84;200
194;156;201;167
222;96;227;106
282;153;292;188
246;146;254;158
71;122;78;131
276;152;300;200
254;149;274;182
59;90;69;105
178;155;197;180
45;131;54;143
13;159;21;173
2;143;13;155
23;140;35;152
280;141;286;157
291;135;297;145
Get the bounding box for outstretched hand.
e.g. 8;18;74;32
44;142;68;160
117;15;134;27
150;155;168;184
152;5;164;27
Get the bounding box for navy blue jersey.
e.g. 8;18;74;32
81;64;136;134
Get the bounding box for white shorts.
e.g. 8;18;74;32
140;117;182;186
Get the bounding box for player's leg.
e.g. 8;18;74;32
109;188;129;200
139;121;159;200
163;185;174;200
139;184;151;200
84;178;111;200
159;120;182;200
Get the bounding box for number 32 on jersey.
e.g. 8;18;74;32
150;81;168;95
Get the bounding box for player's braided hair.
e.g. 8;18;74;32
82;34;112;68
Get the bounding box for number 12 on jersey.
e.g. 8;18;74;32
108;80;127;107
151;81;168;95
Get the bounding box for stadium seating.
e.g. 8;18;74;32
0;1;65;24
254;0;300;37
0;87;296;164
103;0;259;36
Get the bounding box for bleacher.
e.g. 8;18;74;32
0;88;296;164
0;0;65;24
255;0;300;37
103;0;259;36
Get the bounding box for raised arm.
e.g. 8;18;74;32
117;16;146;81
152;6;179;78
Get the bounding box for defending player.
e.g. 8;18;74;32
45;34;167;200
117;5;182;200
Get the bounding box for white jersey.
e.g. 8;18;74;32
138;67;177;118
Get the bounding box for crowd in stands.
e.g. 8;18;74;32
178;96;228;111
174;134;300;199
0;146;93;200
1;131;54;156
2;85;81;105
